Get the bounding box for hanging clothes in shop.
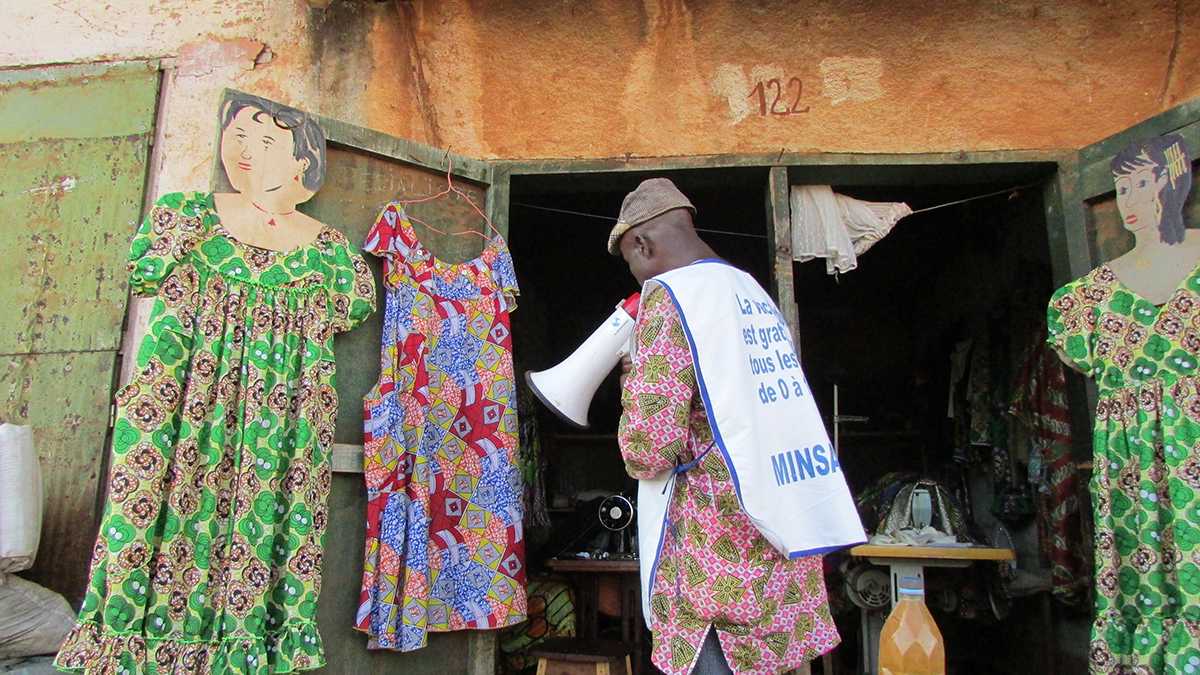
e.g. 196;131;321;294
55;193;376;673
515;382;550;529
947;338;972;420
356;203;526;652
1010;330;1086;605
966;328;994;448
1048;264;1200;671
790;185;911;274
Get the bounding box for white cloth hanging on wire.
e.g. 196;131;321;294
790;185;912;274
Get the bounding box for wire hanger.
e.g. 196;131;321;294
397;152;503;242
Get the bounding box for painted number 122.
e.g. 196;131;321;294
749;77;809;116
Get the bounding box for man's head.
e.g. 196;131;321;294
608;178;713;284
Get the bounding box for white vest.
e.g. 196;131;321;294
635;260;865;625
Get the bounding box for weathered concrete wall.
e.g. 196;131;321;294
3;0;1199;191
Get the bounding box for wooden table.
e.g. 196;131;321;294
849;544;1015;675
545;559;640;574
545;558;644;674
850;544;1016;562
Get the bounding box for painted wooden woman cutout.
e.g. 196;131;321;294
212;93;329;252
1104;134;1198;306
1044;135;1200;672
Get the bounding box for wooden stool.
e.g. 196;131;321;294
531;638;633;675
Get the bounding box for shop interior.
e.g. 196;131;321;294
502;161;1081;674
504;167;771;671
788;167;1074;674
509;170;769;515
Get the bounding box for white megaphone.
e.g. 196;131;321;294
526;293;641;428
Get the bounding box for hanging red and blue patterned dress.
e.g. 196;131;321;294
355;203;525;651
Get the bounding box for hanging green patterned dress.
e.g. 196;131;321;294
55;192;375;674
1048;262;1200;674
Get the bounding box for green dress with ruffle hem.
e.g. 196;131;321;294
54;192;374;674
1048;262;1200;674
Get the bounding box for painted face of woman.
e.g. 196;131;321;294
220;106;310;201
1114;161;1168;234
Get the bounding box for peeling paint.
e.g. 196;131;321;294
819;57;884;106
711;63;752;124
712;63;795;124
24;174;76;196
254;46;275;67
177;37;267;79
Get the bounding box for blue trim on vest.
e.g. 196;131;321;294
788;541;864;559
646;497;672;617
671;441;715;477
653;273;864;560
645;444;716;610
653;280;744;501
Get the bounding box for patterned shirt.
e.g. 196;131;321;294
618;287;839;675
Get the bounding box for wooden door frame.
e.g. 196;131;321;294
497;149;1066;675
497;149;1068;338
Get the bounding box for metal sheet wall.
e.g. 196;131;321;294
0;61;159;603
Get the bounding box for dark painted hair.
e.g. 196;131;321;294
1110;133;1192;244
220;92;327;192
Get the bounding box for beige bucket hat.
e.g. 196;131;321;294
607;178;696;255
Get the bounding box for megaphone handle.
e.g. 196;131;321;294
617;333;634;359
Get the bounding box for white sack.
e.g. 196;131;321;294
0;573;74;659
0;424;42;573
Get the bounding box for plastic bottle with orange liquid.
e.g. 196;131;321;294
878;576;945;675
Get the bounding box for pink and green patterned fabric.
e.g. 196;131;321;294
618;287;839;675
355;204;526;651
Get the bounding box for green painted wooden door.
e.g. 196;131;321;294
0;62;159;604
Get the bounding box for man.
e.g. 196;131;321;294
610;178;863;675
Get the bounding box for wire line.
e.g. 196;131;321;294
514;178;1039;239
513;202;767;239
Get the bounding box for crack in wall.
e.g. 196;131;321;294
177;38;267;79
393;0;442;146
1159;0;1182;108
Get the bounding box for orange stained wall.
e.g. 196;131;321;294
386;0;1200;158
2;0;1199;188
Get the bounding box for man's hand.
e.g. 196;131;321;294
619;354;633;389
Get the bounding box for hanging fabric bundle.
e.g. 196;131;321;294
790;185;912;274
516;381;551;529
1010;331;1086;605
